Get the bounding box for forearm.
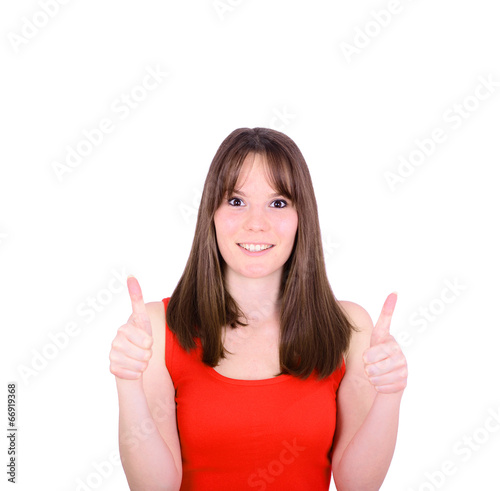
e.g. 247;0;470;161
334;391;403;491
116;379;181;491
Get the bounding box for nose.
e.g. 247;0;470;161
243;205;269;232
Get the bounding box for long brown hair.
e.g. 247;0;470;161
167;127;356;379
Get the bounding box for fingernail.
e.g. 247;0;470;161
127;274;134;279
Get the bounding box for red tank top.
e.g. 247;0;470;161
162;298;345;490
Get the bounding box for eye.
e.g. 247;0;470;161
271;199;288;209
228;197;244;207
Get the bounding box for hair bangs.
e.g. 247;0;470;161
261;148;295;204
218;149;295;207
216;149;251;207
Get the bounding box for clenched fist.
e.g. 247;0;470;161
109;276;153;380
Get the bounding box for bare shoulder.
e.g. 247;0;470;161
338;300;374;363
338;300;372;327
145;301;167;336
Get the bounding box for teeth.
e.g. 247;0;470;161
239;243;273;252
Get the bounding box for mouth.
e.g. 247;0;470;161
237;243;274;253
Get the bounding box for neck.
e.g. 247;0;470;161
224;269;282;325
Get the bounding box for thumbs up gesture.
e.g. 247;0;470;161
109;276;154;380
363;293;408;394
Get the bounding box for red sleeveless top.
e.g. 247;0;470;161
162;298;345;490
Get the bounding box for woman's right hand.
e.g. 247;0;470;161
109;275;153;380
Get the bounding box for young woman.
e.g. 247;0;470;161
109;127;408;491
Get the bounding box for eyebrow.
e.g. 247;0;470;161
232;189;285;199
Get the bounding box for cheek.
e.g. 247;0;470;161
276;212;298;244
214;209;238;246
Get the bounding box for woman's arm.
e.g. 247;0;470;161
110;278;182;491
332;296;407;490
116;375;181;491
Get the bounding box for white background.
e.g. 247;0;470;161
2;1;499;490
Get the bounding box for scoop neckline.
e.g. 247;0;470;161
206;365;293;386
162;298;297;386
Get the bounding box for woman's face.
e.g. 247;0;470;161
213;153;298;282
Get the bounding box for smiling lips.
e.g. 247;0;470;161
238;243;274;252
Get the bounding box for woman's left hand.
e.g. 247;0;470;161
363;293;408;394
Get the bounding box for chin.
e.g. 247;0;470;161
239;269;268;279
239;266;281;280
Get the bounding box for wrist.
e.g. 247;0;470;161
116;375;145;396
374;388;405;405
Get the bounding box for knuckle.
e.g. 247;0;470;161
390;342;400;353
118;324;130;334
381;344;392;355
144;335;153;348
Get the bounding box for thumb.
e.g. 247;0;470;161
127;275;152;336
371;292;397;347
